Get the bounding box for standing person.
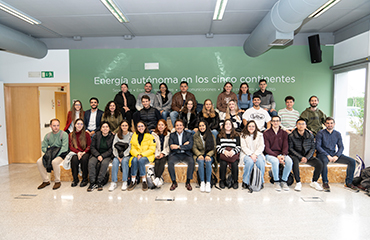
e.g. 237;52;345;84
135;82;156;111
217;119;241;189
153;83;173;120
151;119;170;187
192;121;216;193
316;117;359;192
37;119;69;190
300;95;327;136
84;97;104;137
253;79;277;117
237;82;253;113
168;119;194;191
64;100;84;134
69;118;91;187
217;82;238;114
133;95;162;132
242;95;271;131
197;99;220;139
278;96;300;134
170;81;197;127
219;100;243;132
178;99;198;134
240;120;265;190
128;121;156;191
101;101;123;134
87;122;114;192
288;118;323;192
263;115;293;192
109;120;133;192
114;83;136;128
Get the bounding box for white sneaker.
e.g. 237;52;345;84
121;181;127;191
157;178;163;188
205;182;211;193
274;182;282;191
200;182;205;192
294;182;302;192
281;182;289;191
153;177;159;187
108;182;117;192
310;181;323;191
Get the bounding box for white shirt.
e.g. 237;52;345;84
87;110;97;131
242;107;271;131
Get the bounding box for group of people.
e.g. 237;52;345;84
36;79;359;194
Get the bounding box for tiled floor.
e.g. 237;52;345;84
1;164;369;240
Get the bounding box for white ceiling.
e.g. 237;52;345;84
0;0;369;39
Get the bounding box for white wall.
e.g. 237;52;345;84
0;50;69;83
0;82;8;166
333;31;370;65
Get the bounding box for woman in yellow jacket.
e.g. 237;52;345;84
128;120;156;191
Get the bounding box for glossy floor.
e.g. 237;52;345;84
1;164;369;240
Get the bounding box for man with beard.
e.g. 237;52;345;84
136;82;155;111
300;96;327;136
242;95;271;131
84;97;104;137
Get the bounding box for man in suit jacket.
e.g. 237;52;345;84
84;97;104;137
168;119;194;191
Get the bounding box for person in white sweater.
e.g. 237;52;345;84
240;120;265;189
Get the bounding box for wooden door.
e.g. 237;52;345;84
4;86;41;163
55;92;67;129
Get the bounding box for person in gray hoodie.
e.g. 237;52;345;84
153;83;173;120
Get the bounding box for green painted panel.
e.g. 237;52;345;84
70;46;333;115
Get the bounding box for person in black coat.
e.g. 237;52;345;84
197;99;220;139
114;83;136;128
178;99;198;134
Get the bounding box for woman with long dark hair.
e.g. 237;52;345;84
237;83;253;113
64;100;85;134
101;101;123;134
216;82;238;114
153;83;173;120
240;120;265;189
114;83;136;128
69;118;91;187
192;121;216;193
151;119;170;187
178;99;198;134
197;99;219;139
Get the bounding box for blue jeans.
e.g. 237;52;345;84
111;156;130;182
211;129;218;140
161;110;170;120
268;109;278;117
266;155;292;182
318;154;356;184
170;111;179;127
196;156;214;183
131;157;149;177
243;155;265;184
185;129;195;136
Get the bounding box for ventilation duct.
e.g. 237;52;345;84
243;0;328;57
0;23;47;59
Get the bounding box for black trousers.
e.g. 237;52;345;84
120;109;134;128
154;156;168;178
219;159;239;182
71;153;89;182
290;155;323;182
88;157;111;184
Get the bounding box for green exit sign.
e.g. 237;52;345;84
41;71;54;78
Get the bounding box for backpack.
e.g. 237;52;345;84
354;155;366;178
146;166;156;189
269;164;294;186
249;163;263;192
225;171;234;189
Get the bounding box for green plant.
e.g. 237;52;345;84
348;96;364;135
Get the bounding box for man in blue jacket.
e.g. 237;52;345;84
84;97;104;137
316;117;359;192
168;119;194;191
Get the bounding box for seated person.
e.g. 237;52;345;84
128;121;156;191
237;82;253;113
300;96;327;136
242;95;271;131
37;118;68;190
263;116;292;192
101;101;123;134
216;82;238;114
219;100;243;132
153;83;173;120
87;121;114;192
253;79;277;117
133;95;161;132
114;83;136;128
135;82;156;111
168;119;194;191
288;118;323;192
170;81;196;127
316;117;359;192
178;99;198;134
84;97;104;137
278;96;300;134
197;99;220;139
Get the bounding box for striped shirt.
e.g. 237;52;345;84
278;108;299;131
216;135;241;155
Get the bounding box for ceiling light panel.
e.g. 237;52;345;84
0;0;41;24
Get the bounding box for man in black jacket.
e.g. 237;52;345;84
133;95;161;132
288;118;323;192
168;119;194;191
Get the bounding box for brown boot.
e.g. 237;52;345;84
53;182;61;190
37;181;50;189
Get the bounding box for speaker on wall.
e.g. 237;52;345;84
308;34;322;63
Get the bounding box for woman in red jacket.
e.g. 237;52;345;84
64;100;85;134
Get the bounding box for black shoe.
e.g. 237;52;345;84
242;182;249;189
345;183;359;193
71;180;79;187
219;181;225;189
97;184;103;191
233;182;239;189
323;183;331;192
87;183;97;192
80;179;88;187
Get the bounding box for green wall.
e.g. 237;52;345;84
70;45;333;114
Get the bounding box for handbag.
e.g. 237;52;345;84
219;147;239;163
